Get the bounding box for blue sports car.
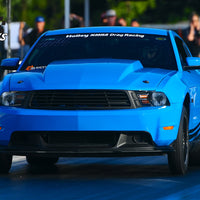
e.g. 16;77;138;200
1;27;200;175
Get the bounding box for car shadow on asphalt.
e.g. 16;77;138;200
8;157;200;179
25;163;171;178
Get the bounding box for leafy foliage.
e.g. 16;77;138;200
1;0;200;29
140;0;200;23
0;0;7;19
107;0;156;25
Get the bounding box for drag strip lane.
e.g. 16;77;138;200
0;156;199;200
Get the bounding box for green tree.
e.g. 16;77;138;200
1;0;64;29
2;0;200;28
107;0;156;25
0;0;7;20
140;0;200;23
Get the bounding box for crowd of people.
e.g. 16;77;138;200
17;9;200;59
17;9;140;58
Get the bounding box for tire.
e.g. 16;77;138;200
168;106;189;175
26;155;59;166
0;153;12;174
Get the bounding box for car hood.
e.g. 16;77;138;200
10;59;175;91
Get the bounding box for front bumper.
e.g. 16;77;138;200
0;104;182;155
0;130;174;156
0;147;174;157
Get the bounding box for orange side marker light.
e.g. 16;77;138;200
163;126;174;130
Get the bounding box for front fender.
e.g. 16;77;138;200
0;74;13;94
157;72;188;107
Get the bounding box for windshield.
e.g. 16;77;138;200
21;33;177;71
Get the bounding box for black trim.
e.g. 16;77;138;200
0;130;174;156
189;122;200;140
0;146;174;157
189;122;200;133
183;66;200;71
9;131;154;148
10;90;135;110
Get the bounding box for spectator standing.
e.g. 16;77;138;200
18;22;32;59
186;12;200;57
0;25;5;60
105;9;126;26
19;16;46;49
100;12;108;26
118;18;127;26
131;19;140;27
70;13;84;28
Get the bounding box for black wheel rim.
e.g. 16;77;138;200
183;116;189;166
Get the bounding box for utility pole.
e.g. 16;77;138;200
6;0;11;58
84;0;90;27
64;0;90;28
64;0;70;28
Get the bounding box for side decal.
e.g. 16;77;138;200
189;122;200;140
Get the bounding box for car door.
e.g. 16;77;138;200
175;36;200;140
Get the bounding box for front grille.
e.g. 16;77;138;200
27;90;132;110
10;131;121;148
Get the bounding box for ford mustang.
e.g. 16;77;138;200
1;27;200;175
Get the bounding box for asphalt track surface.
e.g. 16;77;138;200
1;156;200;200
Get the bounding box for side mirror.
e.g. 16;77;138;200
183;57;200;71
186;57;200;66
0;58;20;70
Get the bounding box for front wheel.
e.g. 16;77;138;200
168;106;189;175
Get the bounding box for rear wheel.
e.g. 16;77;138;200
0;153;12;174
168;106;189;175
26;155;59;166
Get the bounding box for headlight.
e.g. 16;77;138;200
151;92;168;106
131;91;169;107
0;92;27;107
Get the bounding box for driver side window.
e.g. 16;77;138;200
175;37;188;66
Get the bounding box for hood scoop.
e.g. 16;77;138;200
43;59;143;88
9;58;174;91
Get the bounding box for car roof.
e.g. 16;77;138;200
45;27;169;37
